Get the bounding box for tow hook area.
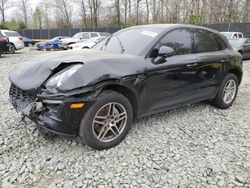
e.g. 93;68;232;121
32;102;43;112
21;101;43;117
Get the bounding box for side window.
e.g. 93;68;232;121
238;34;243;38
90;33;98;38
195;30;219;53
82;33;90;39
233;33;237;38
155;28;192;55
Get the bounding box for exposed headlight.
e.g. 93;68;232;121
45;64;82;89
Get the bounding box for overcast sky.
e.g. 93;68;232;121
6;0;41;20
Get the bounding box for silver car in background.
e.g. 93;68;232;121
229;38;250;59
0;30;24;53
68;36;107;50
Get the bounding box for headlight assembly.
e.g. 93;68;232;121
45;64;82;89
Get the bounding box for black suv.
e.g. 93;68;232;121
9;24;243;150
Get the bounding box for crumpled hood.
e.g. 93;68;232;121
9;49;145;91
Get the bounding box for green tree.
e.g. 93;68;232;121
18;21;27;29
32;6;42;29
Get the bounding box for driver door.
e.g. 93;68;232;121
143;28;201;114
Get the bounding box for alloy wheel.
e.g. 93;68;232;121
223;79;237;104
92;102;127;143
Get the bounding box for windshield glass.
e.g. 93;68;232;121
93;27;162;55
73;33;82;38
50;37;59;41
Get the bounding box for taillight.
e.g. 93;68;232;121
0;36;8;42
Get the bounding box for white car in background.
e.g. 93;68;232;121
221;32;244;40
61;32;110;48
0;30;24;53
68;36;107;50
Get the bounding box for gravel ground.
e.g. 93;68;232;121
0;49;250;188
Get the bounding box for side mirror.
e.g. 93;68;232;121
158;46;176;57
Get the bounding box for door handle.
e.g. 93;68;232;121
186;63;197;67
220;59;229;63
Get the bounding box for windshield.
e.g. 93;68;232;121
4;31;21;37
50;37;59;41
229;39;245;48
73;33;82;38
93;27;162;55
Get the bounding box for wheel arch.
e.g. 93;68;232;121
228;68;242;84
9;42;16;49
99;84;138;119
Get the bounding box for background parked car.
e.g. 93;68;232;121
36;36;69;50
229;38;250;59
221;32;244;40
68;36;107;50
0;30;24;53
0;32;9;57
61;32;110;48
23;37;35;47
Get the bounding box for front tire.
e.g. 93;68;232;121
79;90;133;150
213;73;239;109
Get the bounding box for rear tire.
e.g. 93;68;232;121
79;90;133;150
212;73;239;109
9;43;15;54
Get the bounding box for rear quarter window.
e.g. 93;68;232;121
3;31;21;37
214;34;227;50
195;30;219;53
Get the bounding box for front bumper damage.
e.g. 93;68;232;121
9;84;95;136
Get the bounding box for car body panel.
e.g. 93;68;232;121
9;49;145;91
0;33;9;53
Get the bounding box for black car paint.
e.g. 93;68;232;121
9;24;243;136
0;35;9;55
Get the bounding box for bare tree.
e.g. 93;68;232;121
75;0;88;27
145;0;149;24
0;0;9;23
115;0;121;26
18;0;30;26
122;0;128;26
54;0;73;27
135;0;141;24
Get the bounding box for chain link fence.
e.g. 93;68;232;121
15;27;121;39
15;23;250;39
203;23;250;37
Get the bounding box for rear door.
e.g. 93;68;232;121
193;29;228;96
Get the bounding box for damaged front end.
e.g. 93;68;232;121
9;83;96;136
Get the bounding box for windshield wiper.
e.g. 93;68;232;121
116;36;125;53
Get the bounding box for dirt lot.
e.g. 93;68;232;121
0;49;250;188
